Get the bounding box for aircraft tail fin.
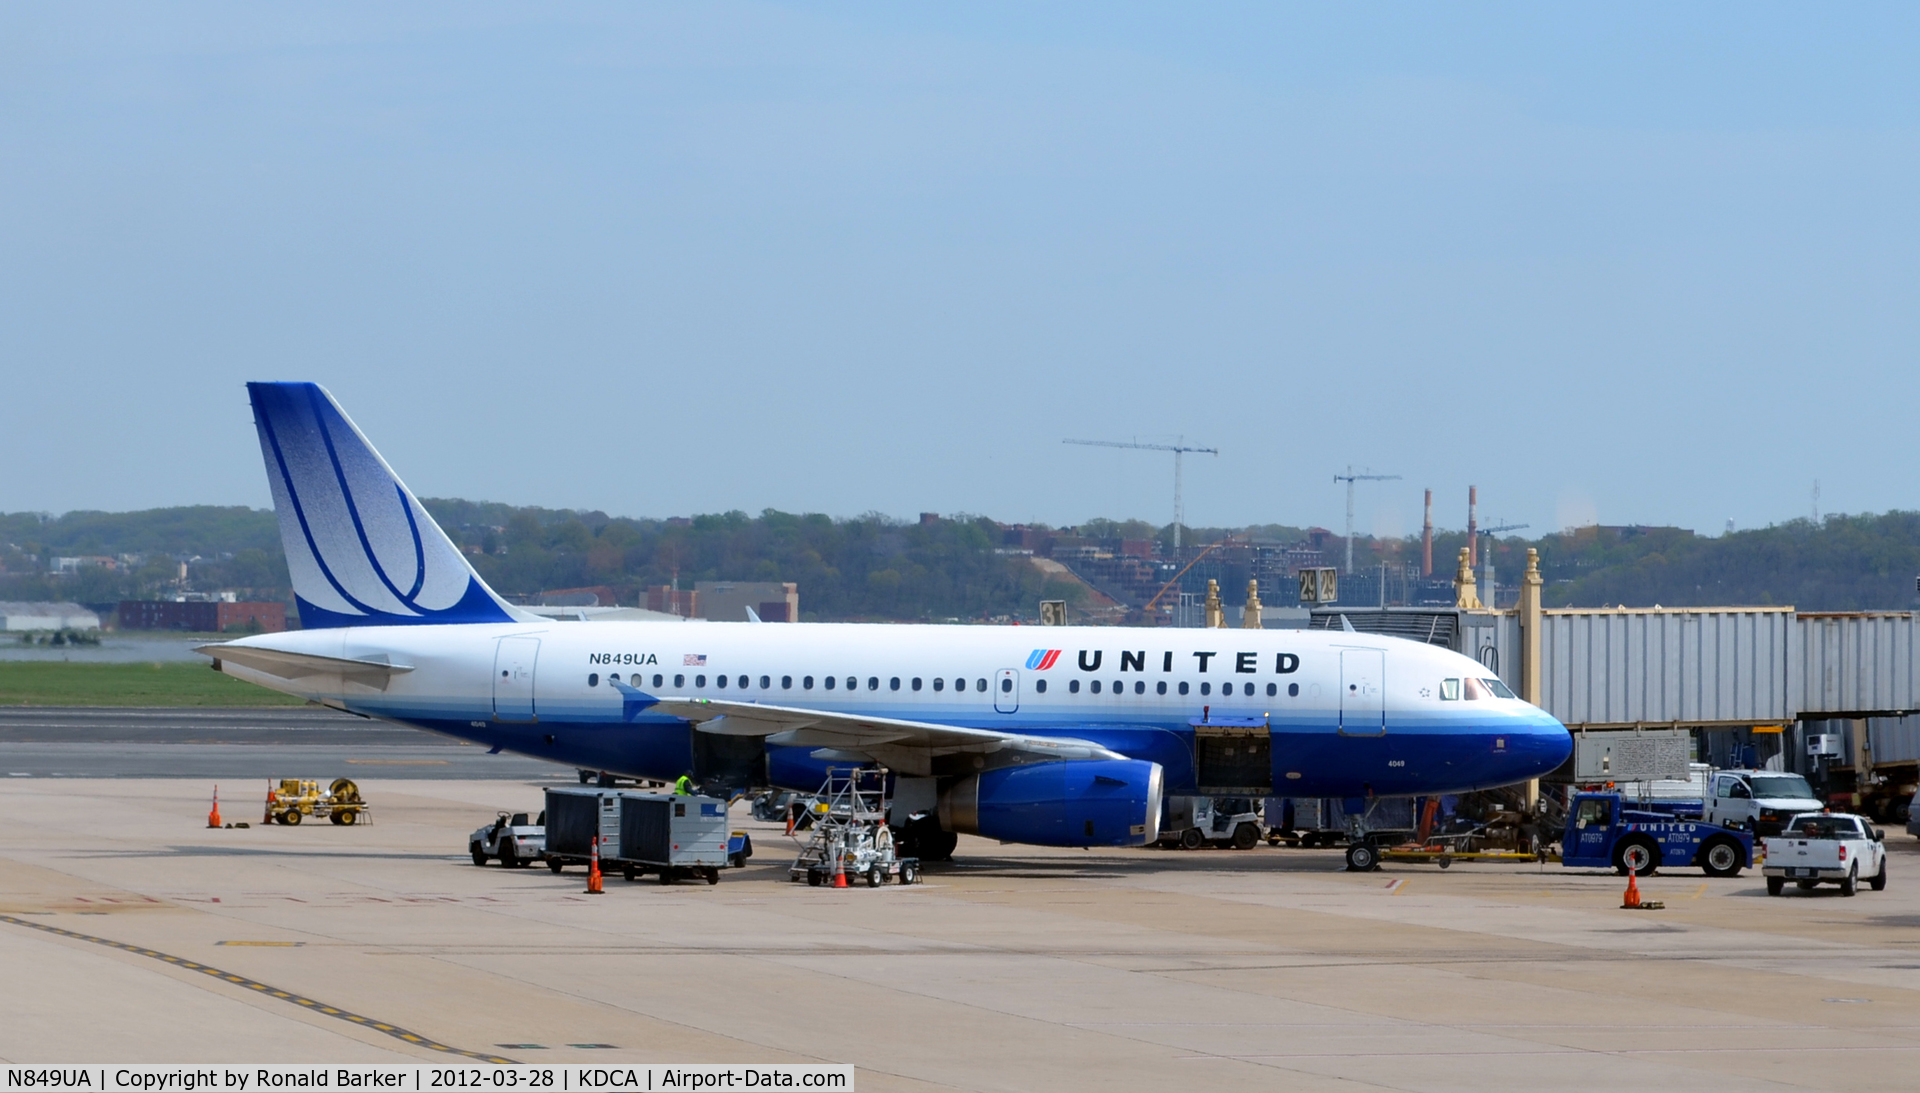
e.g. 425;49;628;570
247;382;532;629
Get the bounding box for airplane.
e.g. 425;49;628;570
200;382;1572;867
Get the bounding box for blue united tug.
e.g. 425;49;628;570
1561;791;1753;877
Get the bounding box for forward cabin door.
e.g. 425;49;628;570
1338;648;1386;737
493;637;540;722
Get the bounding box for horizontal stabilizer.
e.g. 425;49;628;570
197;643;414;690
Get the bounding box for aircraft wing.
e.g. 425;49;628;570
644;696;1126;777
196;643;415;691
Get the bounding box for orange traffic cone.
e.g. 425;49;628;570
207;786;222;829
831;850;848;889
785;804;796;838
586;836;604;895
263;781;276;824
1621;869;1642;909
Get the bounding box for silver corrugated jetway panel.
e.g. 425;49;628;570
1794;612;1920;718
1540;608;1794;729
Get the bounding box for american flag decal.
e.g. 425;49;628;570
683;654;707;666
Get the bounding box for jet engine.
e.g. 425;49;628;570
938;759;1163;848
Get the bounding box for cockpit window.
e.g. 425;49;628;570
1462;677;1489;700
1439;679;1460;701
1482;678;1516;699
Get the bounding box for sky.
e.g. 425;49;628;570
4;3;1918;539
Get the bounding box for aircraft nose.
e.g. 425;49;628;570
1498;707;1572;780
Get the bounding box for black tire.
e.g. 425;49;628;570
329;811;345;826
1178;828;1204;851
705;868;719;885
1767;876;1784;896
578;770;591;784
548;859;564;874
658;869;673;885
1841;865;1858;897
1436;855;1452;870
866;866;882;888
283;809;302;826
338;809;357;826
1301;833;1320;849
1614;839;1658;877
1870;859;1888;892
623;866;637;882
1345;843;1379;872
1699;838;1743;878
1231;823;1259;851
470;842;487;867
807;868;823;887
901;862;919;885
500;842;518;868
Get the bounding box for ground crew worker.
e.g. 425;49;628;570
674;774;694;795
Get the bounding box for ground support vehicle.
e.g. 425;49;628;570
265;777;370;826
790;767;920;888
1909;789;1920;840
469;811;545;867
1562;792;1753;877
542;786;624;872
1267;796;1419;860
1702;770;1823;838
1158;796;1262;850
1762;812;1888;896
614;793;734;885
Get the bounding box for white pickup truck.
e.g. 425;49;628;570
1762;812;1888;897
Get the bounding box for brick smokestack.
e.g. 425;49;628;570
1421;489;1433;577
1467;485;1479;568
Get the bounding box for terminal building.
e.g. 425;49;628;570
0;601;101;632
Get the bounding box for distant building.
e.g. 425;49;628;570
118;600;287;633
695;581;799;623
647;586;700;619
0;602;101;631
49;556;117;574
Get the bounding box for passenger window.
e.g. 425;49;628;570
1091;680;1103;694
911;678;922;691
1035;679;1047;693
782;675;792;689
1134;681;1144;695
716;675;727;689
1266;682;1277;697
802;675;813;689
1001;677;1012;693
1070;680;1081;694
588;673;599;687
1200;682;1211;696
848;677;858;691
653;674;664;688
933;677;945;692
890;677;900;691
1288;683;1298;696
825;676;836;690
869;677;879;691
760;676;770;689
1156;681;1167;695
1439;679;1460;700
1179;681;1190;696
1462;678;1488;701
738;675;748;689
976;678;987;692
674;674;685;688
696;675;707;688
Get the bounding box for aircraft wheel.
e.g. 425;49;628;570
1345;843;1379;872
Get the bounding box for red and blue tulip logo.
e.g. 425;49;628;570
1025;649;1062;670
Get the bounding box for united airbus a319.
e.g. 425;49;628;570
201;383;1572;861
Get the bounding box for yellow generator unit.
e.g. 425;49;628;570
265;777;369;826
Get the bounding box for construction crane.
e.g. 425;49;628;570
1063;437;1218;551
1477;521;1530;563
1333;466;1400;574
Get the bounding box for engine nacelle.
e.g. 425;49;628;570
937;759;1164;848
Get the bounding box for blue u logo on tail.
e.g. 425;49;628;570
249;382;522;629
